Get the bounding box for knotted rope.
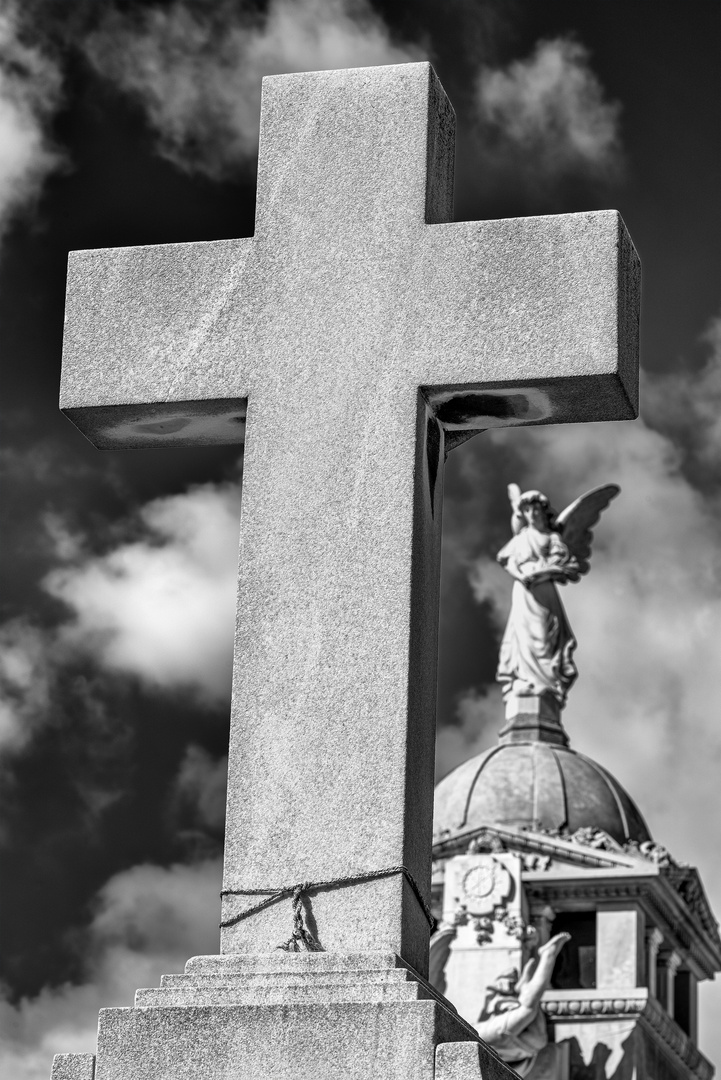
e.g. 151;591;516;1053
220;865;435;952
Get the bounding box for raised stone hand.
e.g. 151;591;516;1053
516;932;572;1011
475;931;571;1077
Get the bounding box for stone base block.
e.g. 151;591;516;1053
61;953;515;1080
51;1055;96;1080
499;692;568;746
435;1041;510;1080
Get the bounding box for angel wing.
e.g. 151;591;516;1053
555;483;620;575
507;483;523;534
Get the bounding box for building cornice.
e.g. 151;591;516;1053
543;990;714;1080
434;824;653;871
432;824;721;976
524;875;721;979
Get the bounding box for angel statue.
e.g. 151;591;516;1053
496;483;619;707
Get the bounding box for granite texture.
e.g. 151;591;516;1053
60;60;641;971
89;953;514;1080
435;1041;510;1080
134;951;456;1010
56;59;640;1080
50;1054;96;1079
96;1002;462;1080
63;398;246;451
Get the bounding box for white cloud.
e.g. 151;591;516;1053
0;480;240;765
0;858;222;1080
45;481;241;707
0;1;63;238
475;36;623;186
82;0;423;179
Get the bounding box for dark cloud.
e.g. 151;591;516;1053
0;0;720;1070
81;0;425;179
0;2;64;238
643;313;721;491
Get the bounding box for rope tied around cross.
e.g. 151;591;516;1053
220;865;436;952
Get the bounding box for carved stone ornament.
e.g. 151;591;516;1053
522;823;681;866
493;908;537;943
520;852;552;872
630;839;679;868
460;857;513;916
467;830;505;854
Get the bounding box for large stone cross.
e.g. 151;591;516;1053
60;63;639;980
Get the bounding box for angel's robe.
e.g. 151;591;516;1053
496;526;577;705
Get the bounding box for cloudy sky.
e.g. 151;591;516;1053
0;0;719;1074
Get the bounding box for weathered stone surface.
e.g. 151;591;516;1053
596;906;643;988
96;999;474;1080
435;1040;510;1080
134;951;455;1010
50;1054;96;1080
184;951;411;974
61;61;640;977
89;952;513;1080
57;59;640;1080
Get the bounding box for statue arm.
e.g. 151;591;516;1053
517;933;570;1009
476;1002;537;1040
501;555;528;585
543;533;580;581
497;536;532;585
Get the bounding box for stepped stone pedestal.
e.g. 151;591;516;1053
52;954;511;1080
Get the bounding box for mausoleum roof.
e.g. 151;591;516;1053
433;740;651;848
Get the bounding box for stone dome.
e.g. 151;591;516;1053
434;741;651;848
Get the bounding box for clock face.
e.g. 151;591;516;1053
460;858;513;915
462;864;496;903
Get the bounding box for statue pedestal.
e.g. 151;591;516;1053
499;693;568;747
51;953;516;1080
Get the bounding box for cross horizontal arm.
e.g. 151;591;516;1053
60;238;255;448
406;208;639;427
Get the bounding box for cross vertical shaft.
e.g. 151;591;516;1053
59;63;640;988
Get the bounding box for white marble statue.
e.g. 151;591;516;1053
496;484;619;707
475;932;571;1077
